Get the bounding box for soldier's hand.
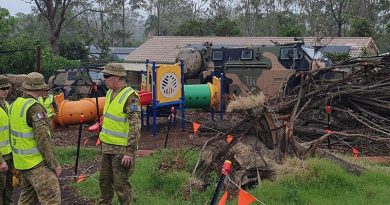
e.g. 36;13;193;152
121;155;133;168
55;166;62;177
0;162;8;172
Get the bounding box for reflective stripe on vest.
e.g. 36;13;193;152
100;87;135;146
0;102;11;155
0;140;10;147
38;95;54;118
0;125;9;132
9;98;44;170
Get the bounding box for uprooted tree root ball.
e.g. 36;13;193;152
185;55;389;198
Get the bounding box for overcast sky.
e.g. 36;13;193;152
0;0;32;16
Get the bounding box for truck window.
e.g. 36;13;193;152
280;48;302;60
89;71;104;83
212;51;223;61
67;71;77;80
241;50;253;60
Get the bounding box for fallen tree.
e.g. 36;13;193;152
188;54;390;193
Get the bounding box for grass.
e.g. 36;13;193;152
70;150;390;205
55;146;100;166
227;158;390;205
71;148;214;205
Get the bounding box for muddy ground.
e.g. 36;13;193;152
11;109;388;204
12;110;220;205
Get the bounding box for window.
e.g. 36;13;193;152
241;50;253;60
67;71;77;80
280;48;303;60
212;51;223;61
89;71;104;83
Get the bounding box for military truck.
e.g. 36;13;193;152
48;65;142;99
48;66;107;99
176;40;331;96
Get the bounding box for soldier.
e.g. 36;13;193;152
0;75;14;205
9;72;62;205
98;63;141;205
38;85;58;128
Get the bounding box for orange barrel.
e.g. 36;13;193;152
54;97;105;126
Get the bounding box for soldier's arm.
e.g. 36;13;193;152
52;100;58;113
123;92;141;156
27;103;60;171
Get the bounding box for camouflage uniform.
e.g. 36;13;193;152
0;75;14;205
9;72;61;205
0;155;13;205
99;64;141;205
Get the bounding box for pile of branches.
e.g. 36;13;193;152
188;55;390;192
270;55;390;152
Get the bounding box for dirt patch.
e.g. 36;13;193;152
52;110;220;150
40;110;220;204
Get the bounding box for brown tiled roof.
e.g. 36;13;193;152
125;36;378;63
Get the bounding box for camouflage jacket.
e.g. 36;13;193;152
24;94;60;171
101;86;141;157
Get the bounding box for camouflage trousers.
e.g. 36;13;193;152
98;154;135;205
18;163;61;205
0;157;14;205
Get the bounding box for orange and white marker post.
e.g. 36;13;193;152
210;160;232;205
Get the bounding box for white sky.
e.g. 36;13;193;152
0;0;32;16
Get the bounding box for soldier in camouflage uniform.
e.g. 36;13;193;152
98;63;141;205
9;72;62;205
0;75;14;205
38;84;58;128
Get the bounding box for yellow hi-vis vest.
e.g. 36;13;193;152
38;94;54;118
0;101;11;156
9;98;44;170
100;87;135;146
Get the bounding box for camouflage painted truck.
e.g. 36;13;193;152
48;66;107;99
48;65;141;98
177;41;331;96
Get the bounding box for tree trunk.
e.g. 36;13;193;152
337;22;342;37
358;0;367;18
50;34;60;55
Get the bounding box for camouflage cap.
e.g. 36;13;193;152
42;83;50;91
102;63;127;77
22;72;48;91
0;75;11;89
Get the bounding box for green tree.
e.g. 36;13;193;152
277;13;303;37
41;48;81;79
0;8;15;39
213;19;242;36
144;0;194;36
144;15;158;37
59;40;88;61
350;17;372;37
326;0;355;37
175;19;210;36
32;0;76;55
0;36;36;74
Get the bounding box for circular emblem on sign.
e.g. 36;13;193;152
159;72;179;98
